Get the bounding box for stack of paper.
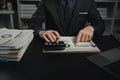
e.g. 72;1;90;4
0;28;34;62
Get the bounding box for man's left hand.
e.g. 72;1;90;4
75;26;94;45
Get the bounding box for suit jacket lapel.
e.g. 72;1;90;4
55;0;66;34
68;0;83;35
44;0;65;35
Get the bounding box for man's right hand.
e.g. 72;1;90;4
39;30;61;42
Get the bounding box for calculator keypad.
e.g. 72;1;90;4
44;41;66;50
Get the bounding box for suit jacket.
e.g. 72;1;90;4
29;0;105;37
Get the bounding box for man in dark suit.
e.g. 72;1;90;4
29;0;105;45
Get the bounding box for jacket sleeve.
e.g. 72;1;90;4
88;0;105;38
28;0;45;37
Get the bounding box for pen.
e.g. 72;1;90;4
14;32;23;38
90;41;96;47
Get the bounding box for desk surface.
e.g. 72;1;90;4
0;36;120;80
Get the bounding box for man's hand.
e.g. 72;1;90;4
75;26;94;45
39;30;61;42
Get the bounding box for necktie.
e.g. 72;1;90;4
64;0;72;29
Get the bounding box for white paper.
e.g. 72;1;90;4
0;28;34;49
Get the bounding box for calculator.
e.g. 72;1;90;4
44;41;66;50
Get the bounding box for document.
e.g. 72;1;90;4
0;28;22;45
43;37;101;53
0;28;33;49
0;28;34;62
